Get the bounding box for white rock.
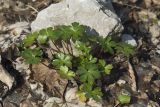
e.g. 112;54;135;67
122;34;137;47
65;87;78;102
0;65;14;89
117;79;126;85
156;44;160;54
29;82;49;100
15;57;29;73
156;50;160;54
15;57;31;80
43;97;86;107
0;21;29;52
87;98;102;107
157;44;160;49
31;0;123;37
30;82;38;90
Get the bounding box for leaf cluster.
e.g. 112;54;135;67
20;22;134;101
21;48;42;64
99;36;134;57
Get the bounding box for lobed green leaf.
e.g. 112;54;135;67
21;48;42;64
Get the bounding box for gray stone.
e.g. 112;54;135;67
31;0;123;37
0;21;29;52
121;34;137;47
156;50;160;54
0;65;14;90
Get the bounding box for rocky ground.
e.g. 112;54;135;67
0;0;160;107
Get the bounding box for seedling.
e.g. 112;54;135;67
118;94;131;104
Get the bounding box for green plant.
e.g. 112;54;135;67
20;22;134;101
118;94;131;104
52;53;72;68
77;83;102;101
77;63;100;85
21;48;42;64
58;66;75;79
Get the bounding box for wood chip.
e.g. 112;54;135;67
31;60;67;96
128;61;137;91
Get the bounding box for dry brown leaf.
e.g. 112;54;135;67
31;60;67;97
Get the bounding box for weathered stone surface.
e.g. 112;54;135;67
150;25;160;45
31;0;123;37
138;10;160;45
0;21;29;52
0;65;14;90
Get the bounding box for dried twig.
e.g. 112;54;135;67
62;80;69;103
26;5;39;13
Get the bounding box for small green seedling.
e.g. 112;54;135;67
104;64;113;75
58;66;75;79
118;94;131;104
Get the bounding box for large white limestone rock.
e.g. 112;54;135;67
31;0;123;37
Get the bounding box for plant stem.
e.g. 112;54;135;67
62;80;69;103
41;62;49;68
40;45;59;53
53;86;63;99
67;42;72;55
97;47;102;58
61;41;66;54
49;48;55;56
69;40;74;55
62;40;70;54
51;40;61;52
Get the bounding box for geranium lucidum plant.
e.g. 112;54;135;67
20;22;134;101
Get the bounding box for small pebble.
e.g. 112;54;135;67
122;34;137;47
117;79;126;85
